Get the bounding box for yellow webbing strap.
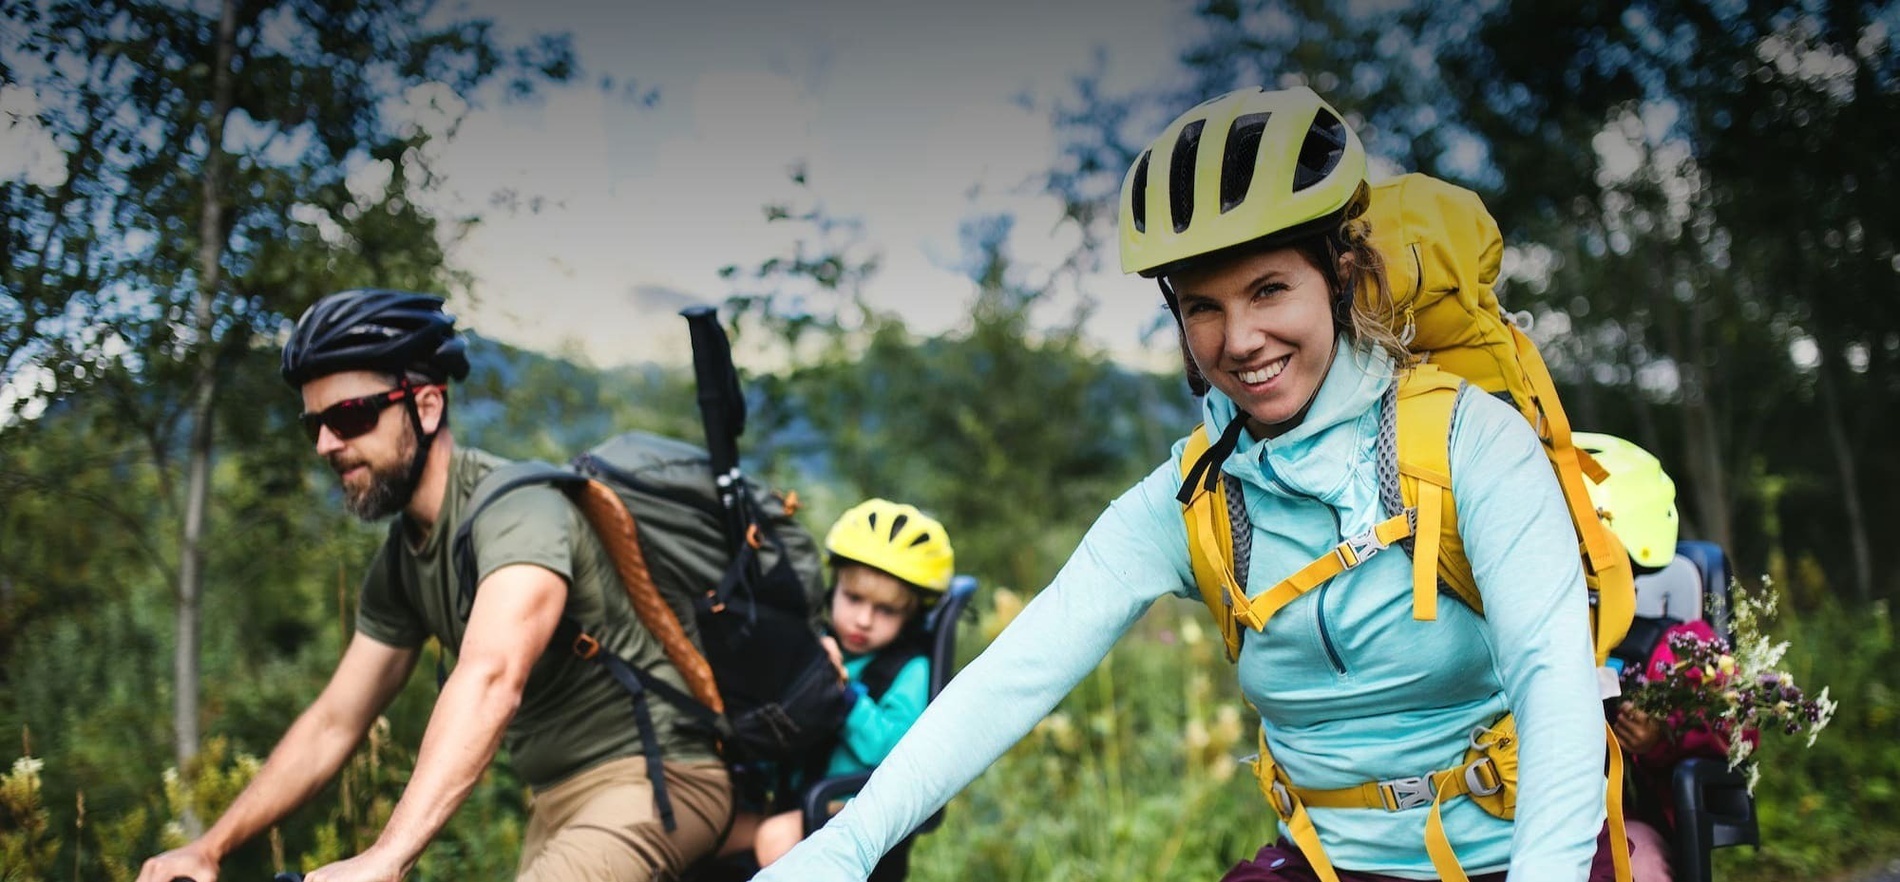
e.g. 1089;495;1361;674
1606;724;1633;882
1509;325;1618;578
1242;513;1414;630
1393;369;1478;620
1507;325;1636;662
1252;728;1344;882
1181;426;1244;662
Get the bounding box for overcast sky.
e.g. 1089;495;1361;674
423;0;1193;370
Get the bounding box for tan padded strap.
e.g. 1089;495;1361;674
572;479;725;715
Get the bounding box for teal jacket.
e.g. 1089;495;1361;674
828;651;930;777
757;340;1607;881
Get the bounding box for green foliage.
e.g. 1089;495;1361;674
1;753;60;880
911;600;1262;881
1049;0;1900;605
1718;598;1900;880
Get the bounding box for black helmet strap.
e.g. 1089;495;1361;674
396;377;444;511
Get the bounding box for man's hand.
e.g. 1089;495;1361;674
1613;701;1667;753
135;843;219;882
819;635;847;683
303;848;406;882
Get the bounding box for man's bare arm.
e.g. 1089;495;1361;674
136;633;418;882
346;563;565;875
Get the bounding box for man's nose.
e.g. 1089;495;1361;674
314;424;345;456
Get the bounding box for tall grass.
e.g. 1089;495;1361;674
4;585;1892;881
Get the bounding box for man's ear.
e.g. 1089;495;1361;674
415;383;447;435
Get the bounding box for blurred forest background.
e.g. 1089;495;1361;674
4;0;1898;880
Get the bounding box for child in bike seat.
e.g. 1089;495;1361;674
724;498;954;867
1580;432;1758;882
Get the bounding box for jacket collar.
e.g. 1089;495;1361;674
1200;336;1395;499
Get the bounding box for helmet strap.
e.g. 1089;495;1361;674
396;379;441;510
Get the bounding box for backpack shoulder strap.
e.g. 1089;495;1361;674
1393;366;1484;621
857;641;927;703
1180;425;1245;663
454;461;725;714
452;462;586;618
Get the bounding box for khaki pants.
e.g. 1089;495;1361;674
518;758;732;882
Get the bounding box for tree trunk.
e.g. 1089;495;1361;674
1813;335;1873;603
1657;280;1733;554
174;0;240;836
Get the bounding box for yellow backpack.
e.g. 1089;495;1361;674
1177;173;1636;882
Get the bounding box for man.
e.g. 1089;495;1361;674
138;290;730;882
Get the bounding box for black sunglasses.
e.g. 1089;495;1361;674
298;385;435;443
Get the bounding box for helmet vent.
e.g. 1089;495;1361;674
1293;108;1348;192
1169;120;1205;234
1130;150;1151;233
887;513;909;541
907;532;932;547
1219;112;1271;213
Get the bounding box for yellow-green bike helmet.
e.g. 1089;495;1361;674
824;499;955;597
1119;86;1369;278
1575;432;1680;570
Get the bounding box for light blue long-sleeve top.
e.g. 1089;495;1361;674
756;340;1607;881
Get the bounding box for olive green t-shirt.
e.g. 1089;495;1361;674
356;447;718;790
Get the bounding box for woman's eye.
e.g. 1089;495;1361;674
1255;283;1289;300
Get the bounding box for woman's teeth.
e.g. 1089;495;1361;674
1237;358;1287;385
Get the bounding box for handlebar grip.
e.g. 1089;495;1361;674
273;874;304;882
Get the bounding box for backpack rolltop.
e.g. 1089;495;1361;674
448;308;847;831
1176;174;1637;882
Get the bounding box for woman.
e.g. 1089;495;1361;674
755;86;1617;882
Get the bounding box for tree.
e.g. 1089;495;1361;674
724;178;1191;591
0;0;576;795
1043;0;1900;602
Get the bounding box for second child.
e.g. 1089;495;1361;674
728;498;955;867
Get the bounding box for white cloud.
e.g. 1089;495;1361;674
414;0;1188;369
0;85;68;187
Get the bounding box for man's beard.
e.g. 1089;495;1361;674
330;424;421;521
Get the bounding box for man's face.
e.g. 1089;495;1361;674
300;370;432;520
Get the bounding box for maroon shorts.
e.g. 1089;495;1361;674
1220;825;1626;882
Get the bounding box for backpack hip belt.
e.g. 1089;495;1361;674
1249;714;1627;882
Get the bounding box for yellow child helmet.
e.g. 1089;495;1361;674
824;499;955;596
1575;432;1680;569
1119;86;1369;279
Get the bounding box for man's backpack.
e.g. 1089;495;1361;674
445;312;850;832
1174;173;1636;882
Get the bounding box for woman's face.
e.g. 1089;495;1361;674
1169;245;1338;439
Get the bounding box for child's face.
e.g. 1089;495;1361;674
830;565;918;656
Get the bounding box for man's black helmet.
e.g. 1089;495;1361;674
281;289;470;387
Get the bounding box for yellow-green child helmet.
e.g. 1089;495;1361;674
1575;432;1680;570
1119;85;1369;279
824;499;955;597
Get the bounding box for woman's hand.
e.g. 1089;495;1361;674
1613;702;1667;754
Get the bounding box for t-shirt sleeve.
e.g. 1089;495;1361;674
469;483;575;588
355;536;428;648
